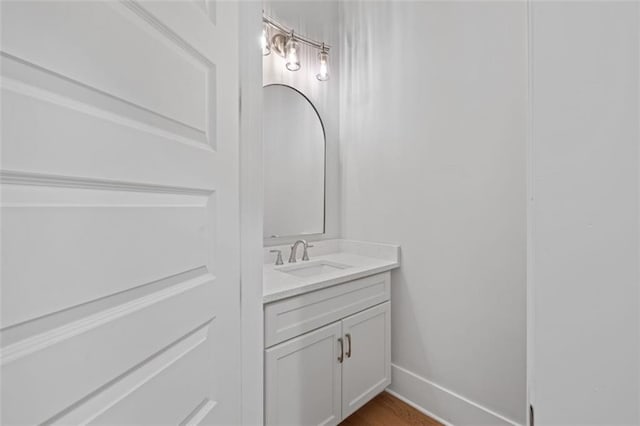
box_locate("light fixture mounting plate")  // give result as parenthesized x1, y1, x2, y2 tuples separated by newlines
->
(271, 33, 287, 57)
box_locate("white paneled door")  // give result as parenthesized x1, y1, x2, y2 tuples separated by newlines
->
(1, 1, 242, 424)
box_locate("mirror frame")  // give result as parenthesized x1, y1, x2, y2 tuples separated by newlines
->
(263, 83, 327, 241)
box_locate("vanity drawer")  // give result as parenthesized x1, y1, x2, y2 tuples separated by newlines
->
(264, 272, 390, 348)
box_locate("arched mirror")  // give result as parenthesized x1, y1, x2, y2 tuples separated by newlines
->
(263, 84, 325, 239)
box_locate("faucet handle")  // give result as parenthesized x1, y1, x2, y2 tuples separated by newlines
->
(269, 249, 284, 266)
(302, 244, 314, 261)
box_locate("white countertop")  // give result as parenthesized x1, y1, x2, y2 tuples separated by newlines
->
(263, 239, 400, 303)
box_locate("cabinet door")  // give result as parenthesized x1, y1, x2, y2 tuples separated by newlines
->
(265, 321, 343, 426)
(341, 302, 391, 418)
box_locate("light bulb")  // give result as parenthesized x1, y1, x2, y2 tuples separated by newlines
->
(316, 49, 329, 81)
(261, 23, 271, 56)
(285, 37, 300, 71)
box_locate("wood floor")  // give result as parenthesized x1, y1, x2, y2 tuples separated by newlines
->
(339, 392, 443, 426)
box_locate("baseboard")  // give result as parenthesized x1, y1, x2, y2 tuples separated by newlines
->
(385, 389, 455, 426)
(388, 364, 522, 426)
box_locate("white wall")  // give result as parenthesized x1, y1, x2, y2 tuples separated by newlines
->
(339, 2, 527, 424)
(263, 1, 341, 245)
(530, 2, 640, 424)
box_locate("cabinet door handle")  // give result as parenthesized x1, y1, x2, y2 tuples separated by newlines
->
(345, 333, 352, 358)
(337, 338, 344, 363)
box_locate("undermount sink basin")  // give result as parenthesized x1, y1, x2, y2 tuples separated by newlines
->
(277, 260, 351, 278)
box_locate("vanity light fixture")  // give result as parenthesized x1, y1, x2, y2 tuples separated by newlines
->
(285, 33, 301, 71)
(261, 22, 271, 56)
(316, 44, 329, 81)
(262, 13, 331, 81)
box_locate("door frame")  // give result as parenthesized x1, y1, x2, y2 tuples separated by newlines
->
(525, 0, 534, 424)
(238, 2, 264, 425)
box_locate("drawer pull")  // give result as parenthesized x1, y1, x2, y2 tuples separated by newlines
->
(337, 338, 344, 363)
(345, 333, 352, 358)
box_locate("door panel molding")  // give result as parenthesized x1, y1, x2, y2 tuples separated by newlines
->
(1, 270, 215, 365)
(2, 1, 214, 137)
(180, 398, 218, 426)
(48, 320, 214, 425)
(0, 170, 214, 197)
(1, 53, 211, 148)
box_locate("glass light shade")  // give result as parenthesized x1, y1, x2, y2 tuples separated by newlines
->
(316, 50, 329, 81)
(285, 38, 300, 71)
(261, 23, 271, 56)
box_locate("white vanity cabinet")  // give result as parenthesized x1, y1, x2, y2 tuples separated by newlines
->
(264, 272, 391, 426)
(340, 302, 391, 418)
(264, 322, 343, 426)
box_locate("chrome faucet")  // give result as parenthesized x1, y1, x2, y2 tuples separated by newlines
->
(269, 249, 284, 265)
(288, 240, 314, 263)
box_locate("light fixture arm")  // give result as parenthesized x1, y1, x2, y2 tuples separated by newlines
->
(262, 14, 331, 53)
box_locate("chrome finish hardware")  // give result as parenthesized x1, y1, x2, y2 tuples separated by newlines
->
(269, 249, 283, 266)
(263, 14, 331, 53)
(337, 337, 344, 363)
(345, 333, 352, 358)
(288, 239, 308, 263)
(302, 244, 314, 261)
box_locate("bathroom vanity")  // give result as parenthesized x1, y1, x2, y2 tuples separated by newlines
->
(260, 61, 401, 425)
(262, 239, 399, 425)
